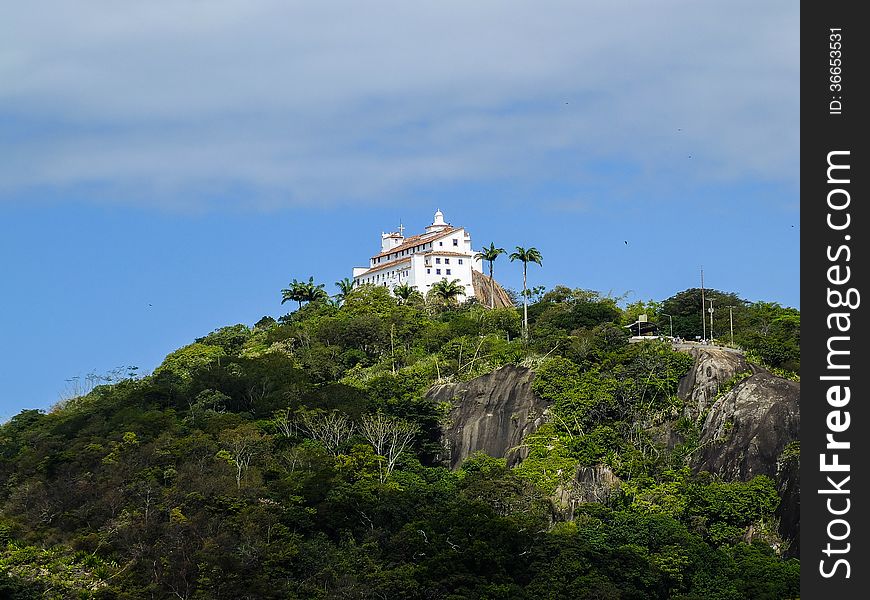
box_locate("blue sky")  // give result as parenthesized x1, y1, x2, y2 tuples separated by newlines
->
(0, 1, 798, 419)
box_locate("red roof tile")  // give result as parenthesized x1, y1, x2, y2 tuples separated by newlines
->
(371, 227, 459, 259)
(423, 251, 473, 257)
(355, 257, 412, 277)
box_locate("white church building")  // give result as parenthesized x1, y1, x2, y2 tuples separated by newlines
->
(352, 210, 483, 301)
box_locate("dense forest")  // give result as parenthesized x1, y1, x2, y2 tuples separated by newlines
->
(0, 283, 800, 599)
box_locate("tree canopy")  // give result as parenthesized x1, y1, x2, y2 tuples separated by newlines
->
(0, 282, 799, 598)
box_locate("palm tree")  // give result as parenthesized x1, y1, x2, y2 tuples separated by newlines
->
(393, 282, 417, 304)
(430, 278, 465, 306)
(474, 242, 506, 309)
(334, 278, 355, 305)
(301, 277, 328, 304)
(509, 246, 543, 336)
(282, 277, 327, 309)
(281, 279, 307, 309)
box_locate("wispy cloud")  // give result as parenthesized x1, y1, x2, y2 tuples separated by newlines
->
(0, 1, 798, 210)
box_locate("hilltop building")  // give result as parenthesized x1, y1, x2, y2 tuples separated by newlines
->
(352, 210, 483, 302)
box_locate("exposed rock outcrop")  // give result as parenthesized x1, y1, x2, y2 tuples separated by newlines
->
(695, 372, 799, 480)
(693, 371, 800, 553)
(677, 347, 753, 416)
(471, 269, 514, 309)
(427, 350, 801, 552)
(775, 446, 800, 557)
(553, 465, 622, 520)
(427, 365, 548, 468)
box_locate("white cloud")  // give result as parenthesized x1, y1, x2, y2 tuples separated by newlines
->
(0, 1, 799, 209)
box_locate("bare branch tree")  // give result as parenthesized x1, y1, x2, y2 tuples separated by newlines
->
(220, 425, 264, 489)
(276, 445, 309, 474)
(359, 413, 417, 483)
(299, 410, 355, 456)
(271, 407, 300, 438)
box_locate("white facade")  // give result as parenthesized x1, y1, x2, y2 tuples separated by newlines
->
(352, 210, 483, 301)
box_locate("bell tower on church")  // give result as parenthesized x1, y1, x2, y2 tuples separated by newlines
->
(425, 209, 449, 233)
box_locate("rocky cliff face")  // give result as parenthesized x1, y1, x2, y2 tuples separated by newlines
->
(692, 369, 801, 553)
(471, 269, 513, 309)
(677, 347, 753, 416)
(426, 349, 801, 553)
(553, 465, 622, 520)
(426, 365, 548, 469)
(694, 372, 800, 481)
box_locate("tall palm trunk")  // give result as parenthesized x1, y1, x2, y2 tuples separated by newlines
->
(522, 264, 528, 337)
(488, 260, 495, 309)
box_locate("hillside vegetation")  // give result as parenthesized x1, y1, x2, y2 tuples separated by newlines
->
(0, 284, 800, 599)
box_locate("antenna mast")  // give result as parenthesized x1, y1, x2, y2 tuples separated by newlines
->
(700, 267, 706, 342)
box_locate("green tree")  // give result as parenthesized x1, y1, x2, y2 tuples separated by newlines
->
(196, 324, 252, 354)
(218, 424, 267, 489)
(300, 277, 329, 304)
(429, 278, 465, 306)
(280, 278, 307, 309)
(475, 242, 507, 309)
(660, 288, 745, 340)
(334, 277, 355, 305)
(282, 277, 328, 309)
(153, 342, 226, 384)
(622, 300, 662, 328)
(509, 246, 543, 337)
(359, 413, 418, 483)
(737, 302, 800, 370)
(393, 282, 422, 305)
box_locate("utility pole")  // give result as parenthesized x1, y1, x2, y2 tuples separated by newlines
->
(700, 268, 706, 342)
(708, 300, 714, 344)
(728, 306, 735, 346)
(661, 313, 674, 338)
